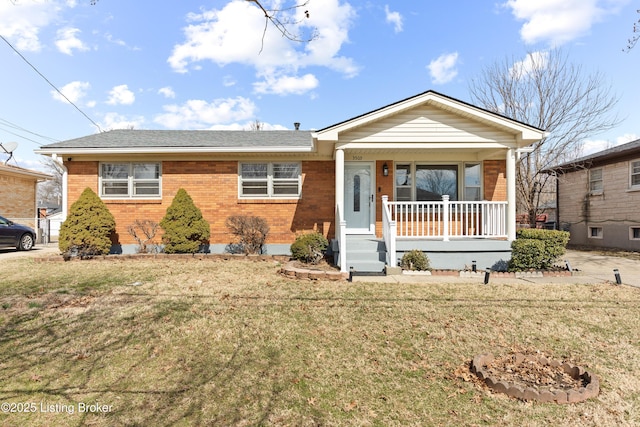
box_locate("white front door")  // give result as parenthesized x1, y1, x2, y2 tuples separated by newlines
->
(344, 163, 375, 233)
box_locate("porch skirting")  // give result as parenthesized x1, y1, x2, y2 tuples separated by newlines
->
(394, 239, 511, 271)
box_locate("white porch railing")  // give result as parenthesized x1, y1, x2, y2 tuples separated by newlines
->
(382, 196, 508, 267)
(336, 203, 348, 273)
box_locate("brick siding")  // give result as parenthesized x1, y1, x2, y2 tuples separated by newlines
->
(0, 172, 37, 219)
(65, 160, 335, 246)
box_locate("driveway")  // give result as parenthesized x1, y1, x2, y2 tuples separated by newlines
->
(0, 244, 60, 260)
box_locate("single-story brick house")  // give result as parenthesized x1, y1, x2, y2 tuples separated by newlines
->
(36, 91, 545, 271)
(543, 138, 640, 251)
(0, 163, 52, 234)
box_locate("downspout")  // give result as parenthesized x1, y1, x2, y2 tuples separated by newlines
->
(555, 171, 560, 230)
(52, 154, 68, 221)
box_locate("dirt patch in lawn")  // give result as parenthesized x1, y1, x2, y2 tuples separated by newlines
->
(469, 352, 599, 403)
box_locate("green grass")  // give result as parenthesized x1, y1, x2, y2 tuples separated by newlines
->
(0, 257, 639, 426)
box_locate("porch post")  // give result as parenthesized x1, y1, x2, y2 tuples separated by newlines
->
(506, 148, 516, 241)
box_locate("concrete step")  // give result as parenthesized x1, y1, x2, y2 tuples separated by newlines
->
(345, 236, 387, 272)
(346, 260, 386, 274)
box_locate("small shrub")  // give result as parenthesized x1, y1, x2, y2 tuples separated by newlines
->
(508, 229, 570, 271)
(290, 232, 329, 264)
(400, 250, 431, 271)
(127, 220, 160, 253)
(160, 189, 210, 254)
(226, 216, 270, 254)
(59, 188, 116, 259)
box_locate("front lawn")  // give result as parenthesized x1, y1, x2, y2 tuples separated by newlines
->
(0, 257, 639, 426)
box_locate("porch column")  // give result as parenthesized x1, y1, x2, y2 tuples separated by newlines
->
(506, 147, 516, 241)
(335, 148, 344, 210)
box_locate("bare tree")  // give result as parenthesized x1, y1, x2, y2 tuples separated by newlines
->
(247, 119, 264, 131)
(469, 49, 620, 227)
(37, 157, 64, 207)
(625, 9, 640, 51)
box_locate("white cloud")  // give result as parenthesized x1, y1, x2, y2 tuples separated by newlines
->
(51, 80, 91, 104)
(107, 84, 135, 105)
(55, 27, 89, 55)
(158, 86, 176, 99)
(503, 0, 628, 45)
(100, 113, 145, 131)
(254, 73, 319, 95)
(384, 5, 403, 33)
(154, 96, 257, 129)
(0, 1, 62, 52)
(428, 52, 459, 84)
(168, 0, 358, 95)
(582, 133, 639, 155)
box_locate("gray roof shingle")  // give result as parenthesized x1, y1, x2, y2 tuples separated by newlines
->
(40, 129, 314, 150)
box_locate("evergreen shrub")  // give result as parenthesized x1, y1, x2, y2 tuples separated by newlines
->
(290, 232, 329, 264)
(160, 189, 210, 254)
(508, 229, 570, 271)
(59, 187, 116, 259)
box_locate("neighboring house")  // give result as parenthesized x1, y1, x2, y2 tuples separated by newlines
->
(544, 138, 640, 251)
(0, 163, 52, 235)
(36, 91, 545, 271)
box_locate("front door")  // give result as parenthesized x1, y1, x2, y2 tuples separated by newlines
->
(344, 163, 374, 233)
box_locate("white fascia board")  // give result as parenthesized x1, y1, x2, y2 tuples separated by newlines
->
(35, 146, 316, 156)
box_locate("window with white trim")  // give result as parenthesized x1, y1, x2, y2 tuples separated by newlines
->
(394, 163, 481, 201)
(239, 162, 301, 198)
(100, 163, 161, 198)
(630, 160, 640, 189)
(630, 227, 640, 240)
(589, 168, 603, 193)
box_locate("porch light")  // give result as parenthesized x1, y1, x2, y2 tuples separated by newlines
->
(382, 163, 389, 176)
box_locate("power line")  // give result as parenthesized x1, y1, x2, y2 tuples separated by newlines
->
(0, 34, 103, 133)
(0, 117, 59, 146)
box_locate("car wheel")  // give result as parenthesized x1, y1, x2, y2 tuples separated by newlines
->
(18, 233, 34, 251)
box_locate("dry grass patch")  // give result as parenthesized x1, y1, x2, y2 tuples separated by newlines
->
(0, 257, 639, 426)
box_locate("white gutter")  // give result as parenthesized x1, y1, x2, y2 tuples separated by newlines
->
(35, 146, 316, 155)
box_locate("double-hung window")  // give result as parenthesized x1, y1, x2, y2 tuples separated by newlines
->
(100, 163, 161, 198)
(239, 162, 301, 198)
(589, 168, 603, 193)
(630, 160, 640, 189)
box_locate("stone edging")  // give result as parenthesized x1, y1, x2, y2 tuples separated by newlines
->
(279, 261, 349, 281)
(471, 353, 599, 403)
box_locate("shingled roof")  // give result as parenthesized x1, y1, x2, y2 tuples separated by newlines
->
(544, 138, 640, 173)
(37, 129, 314, 153)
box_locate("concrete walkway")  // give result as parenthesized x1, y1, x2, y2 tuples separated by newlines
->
(351, 249, 640, 287)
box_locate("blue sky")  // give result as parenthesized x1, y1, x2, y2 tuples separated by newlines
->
(1, 0, 638, 170)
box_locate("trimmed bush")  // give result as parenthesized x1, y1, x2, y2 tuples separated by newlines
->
(290, 232, 329, 264)
(160, 189, 210, 254)
(400, 250, 431, 271)
(508, 229, 570, 271)
(59, 187, 116, 259)
(226, 215, 270, 254)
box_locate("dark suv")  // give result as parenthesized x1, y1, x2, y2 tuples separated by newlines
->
(0, 215, 36, 251)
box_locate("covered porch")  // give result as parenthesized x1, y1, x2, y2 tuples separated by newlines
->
(313, 90, 546, 273)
